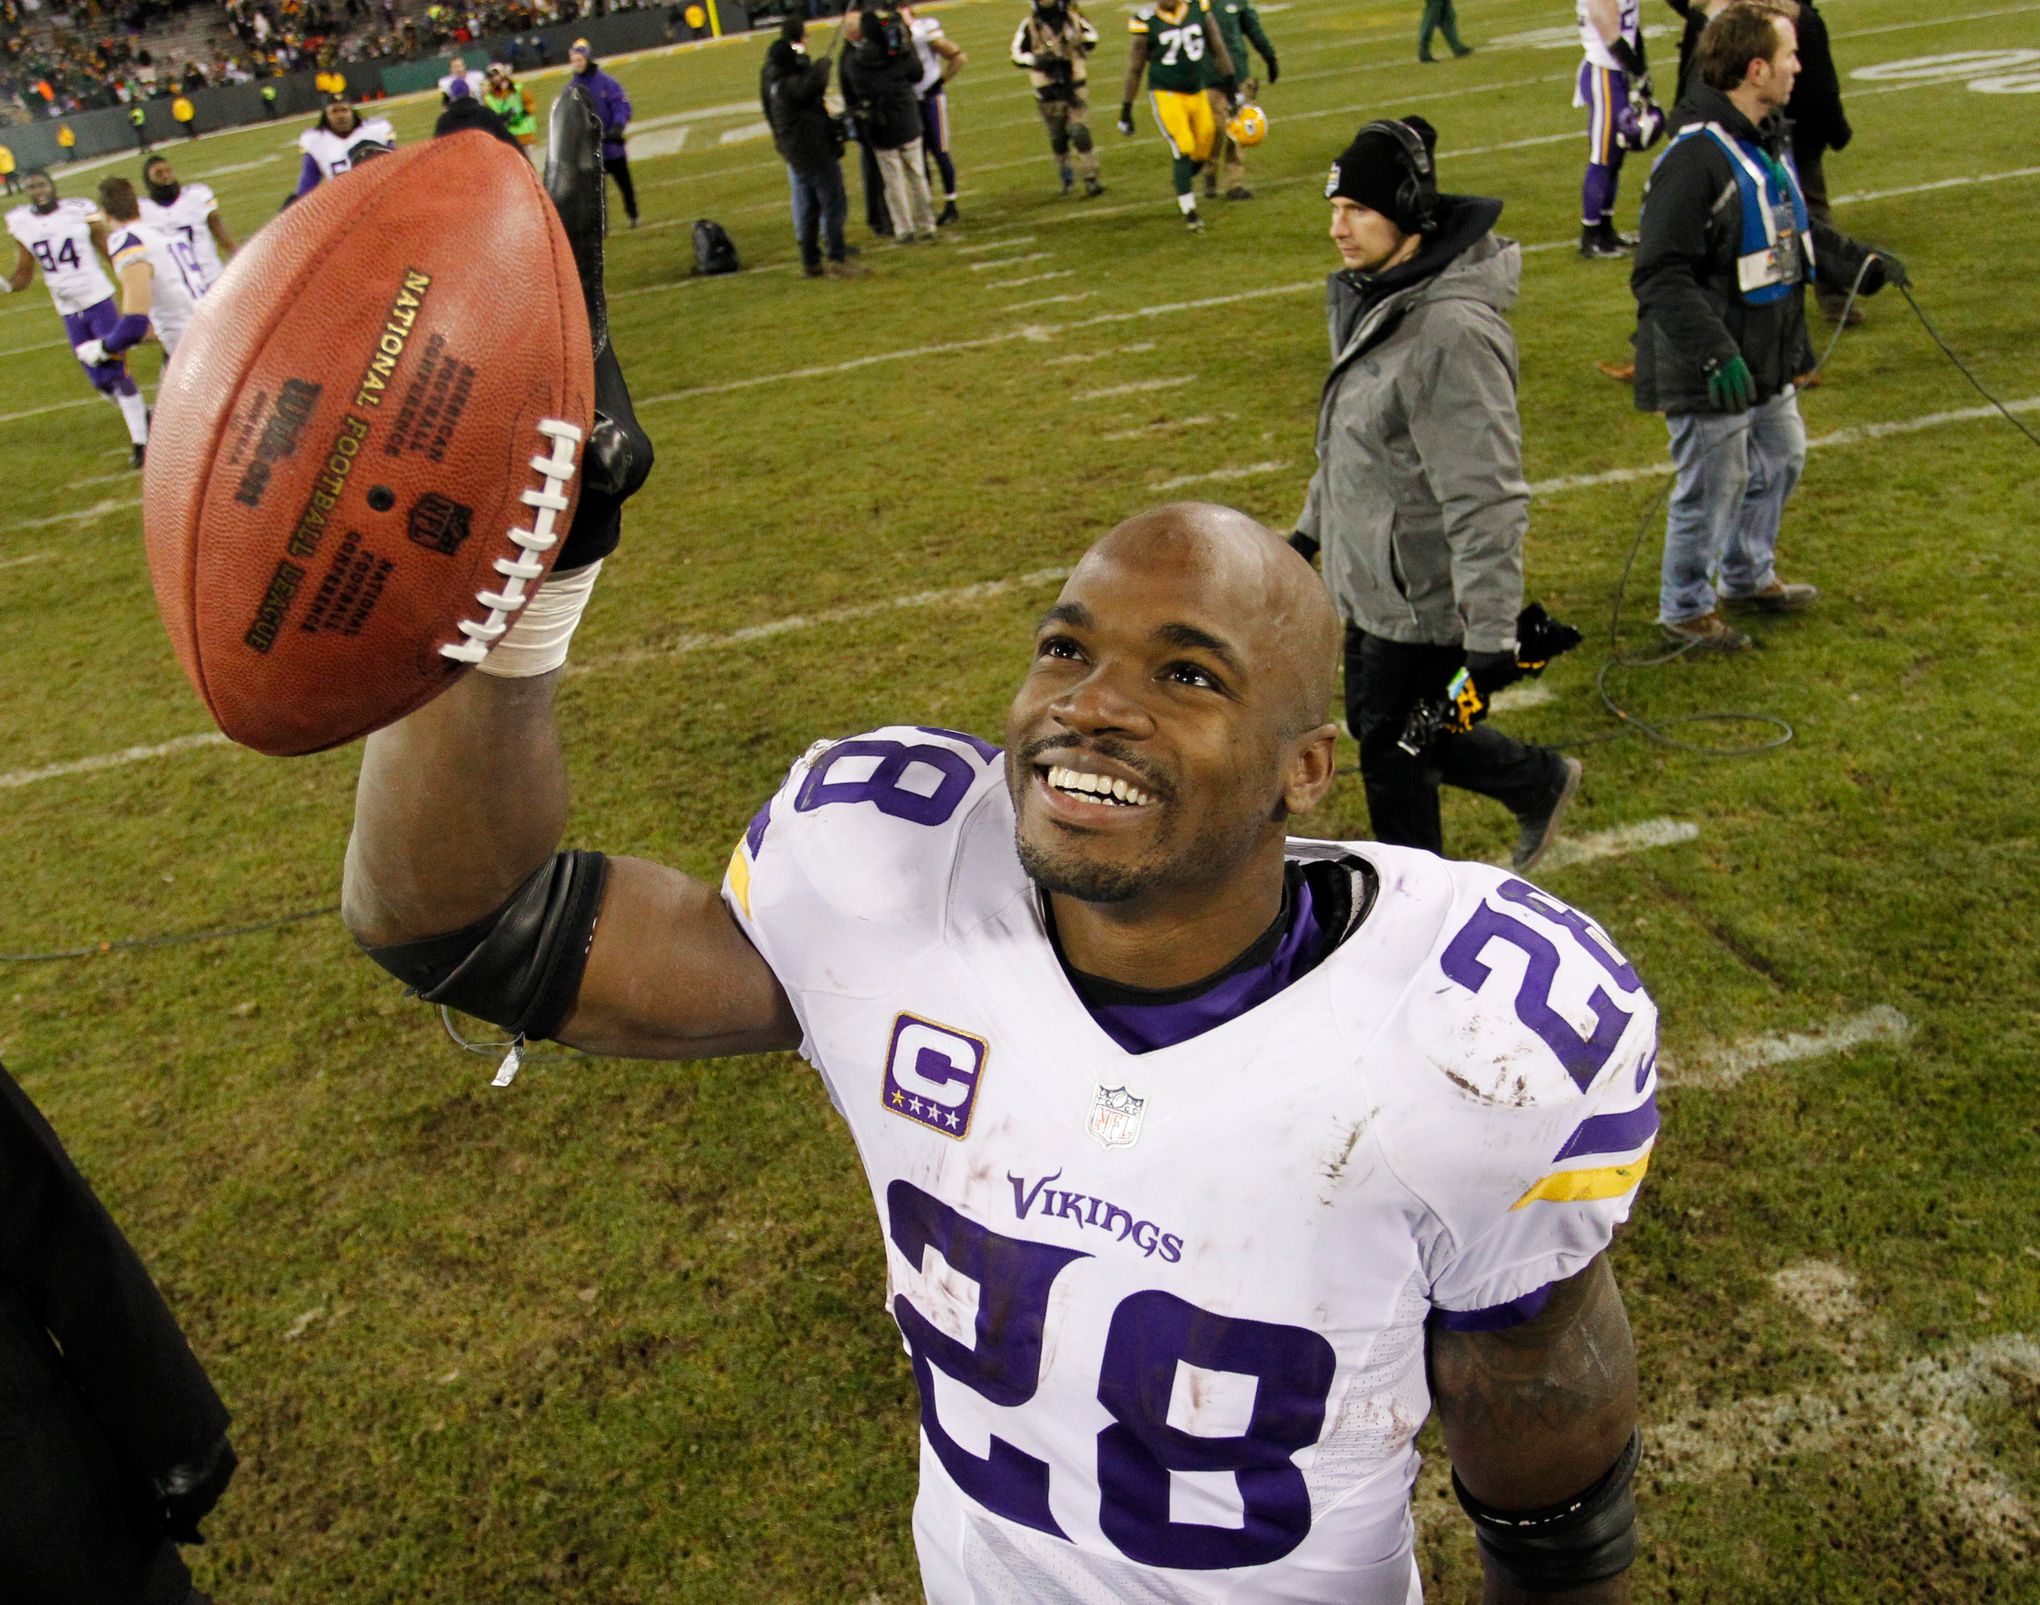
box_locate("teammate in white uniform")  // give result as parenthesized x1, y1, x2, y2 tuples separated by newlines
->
(1575, 0, 1662, 258)
(93, 176, 203, 360)
(294, 99, 398, 198)
(904, 6, 968, 223)
(437, 55, 486, 102)
(138, 154, 234, 291)
(343, 495, 1653, 1603)
(2, 169, 151, 463)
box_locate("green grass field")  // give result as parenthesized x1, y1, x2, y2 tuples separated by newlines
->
(3, 0, 2038, 1598)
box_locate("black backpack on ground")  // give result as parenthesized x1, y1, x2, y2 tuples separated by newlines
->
(690, 218, 739, 276)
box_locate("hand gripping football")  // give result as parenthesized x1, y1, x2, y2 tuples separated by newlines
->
(143, 130, 596, 756)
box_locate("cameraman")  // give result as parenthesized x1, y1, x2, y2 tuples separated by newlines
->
(1293, 117, 1581, 871)
(842, 4, 937, 242)
(762, 17, 859, 277)
(1010, 0, 1104, 197)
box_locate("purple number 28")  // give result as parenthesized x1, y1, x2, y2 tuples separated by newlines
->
(1439, 879, 1642, 1092)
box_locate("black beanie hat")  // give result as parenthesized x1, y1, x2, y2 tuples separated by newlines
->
(778, 15, 805, 42)
(1325, 115, 1438, 231)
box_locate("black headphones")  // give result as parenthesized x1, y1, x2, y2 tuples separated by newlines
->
(1356, 117, 1437, 233)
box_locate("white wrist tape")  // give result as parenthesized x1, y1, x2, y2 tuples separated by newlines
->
(473, 558, 603, 678)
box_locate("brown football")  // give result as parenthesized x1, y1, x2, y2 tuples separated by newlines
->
(143, 130, 595, 756)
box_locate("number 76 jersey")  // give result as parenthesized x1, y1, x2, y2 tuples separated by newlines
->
(724, 729, 1659, 1604)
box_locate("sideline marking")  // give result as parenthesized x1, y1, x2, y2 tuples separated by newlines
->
(1076, 375, 1199, 402)
(0, 731, 231, 792)
(1531, 818, 1699, 872)
(1151, 459, 1289, 492)
(1664, 1006, 1914, 1091)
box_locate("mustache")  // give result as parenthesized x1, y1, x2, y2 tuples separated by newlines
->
(1017, 734, 1171, 799)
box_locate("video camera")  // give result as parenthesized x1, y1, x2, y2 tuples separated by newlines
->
(1397, 603, 1584, 756)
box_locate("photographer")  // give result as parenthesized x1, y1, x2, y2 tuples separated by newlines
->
(762, 17, 860, 277)
(842, 4, 938, 242)
(1293, 116, 1582, 871)
(1010, 0, 1104, 197)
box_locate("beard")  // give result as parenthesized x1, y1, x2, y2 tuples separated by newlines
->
(1015, 829, 1148, 904)
(147, 181, 180, 204)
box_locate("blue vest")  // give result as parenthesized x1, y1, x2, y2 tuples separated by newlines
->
(1657, 120, 1813, 305)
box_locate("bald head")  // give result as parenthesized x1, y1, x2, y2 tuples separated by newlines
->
(1074, 502, 1340, 738)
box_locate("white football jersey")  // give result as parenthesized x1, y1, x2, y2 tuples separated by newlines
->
(298, 115, 397, 182)
(1577, 0, 1642, 71)
(5, 197, 113, 316)
(911, 16, 949, 97)
(138, 182, 224, 289)
(106, 219, 203, 353)
(724, 728, 1659, 1605)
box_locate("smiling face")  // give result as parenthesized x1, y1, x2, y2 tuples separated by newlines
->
(25, 171, 55, 212)
(1003, 504, 1340, 910)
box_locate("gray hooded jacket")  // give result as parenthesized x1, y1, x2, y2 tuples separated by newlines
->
(1296, 197, 1529, 655)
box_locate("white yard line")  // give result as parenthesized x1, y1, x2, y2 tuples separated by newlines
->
(990, 269, 1075, 290)
(6, 496, 143, 533)
(1664, 1005, 1914, 1091)
(0, 338, 66, 358)
(1151, 459, 1289, 492)
(1528, 818, 1699, 873)
(1001, 291, 1093, 311)
(954, 234, 1037, 252)
(0, 552, 53, 572)
(969, 251, 1053, 272)
(1835, 165, 2040, 205)
(0, 731, 231, 792)
(1102, 414, 1215, 440)
(1044, 341, 1156, 367)
(1075, 375, 1200, 402)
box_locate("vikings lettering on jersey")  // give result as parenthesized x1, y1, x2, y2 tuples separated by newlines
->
(139, 182, 224, 290)
(1577, 0, 1642, 71)
(6, 197, 114, 317)
(723, 728, 1658, 1604)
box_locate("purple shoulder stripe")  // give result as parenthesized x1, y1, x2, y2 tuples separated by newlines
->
(1432, 1282, 1553, 1333)
(1552, 1086, 1659, 1165)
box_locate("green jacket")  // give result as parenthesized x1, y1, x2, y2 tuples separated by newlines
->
(1205, 0, 1274, 89)
(483, 83, 536, 140)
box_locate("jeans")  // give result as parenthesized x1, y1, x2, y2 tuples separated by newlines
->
(1344, 626, 1563, 856)
(787, 160, 847, 270)
(1659, 388, 1808, 624)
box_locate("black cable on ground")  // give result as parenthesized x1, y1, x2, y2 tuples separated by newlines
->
(0, 905, 338, 964)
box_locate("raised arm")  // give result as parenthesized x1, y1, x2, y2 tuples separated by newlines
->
(341, 77, 799, 1065)
(1429, 1255, 1641, 1603)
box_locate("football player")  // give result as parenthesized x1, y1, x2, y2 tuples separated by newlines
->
(438, 54, 486, 103)
(903, 5, 967, 224)
(1118, 0, 1237, 231)
(294, 97, 398, 198)
(84, 176, 202, 368)
(138, 154, 235, 292)
(1576, 0, 1663, 259)
(337, 169, 1657, 1588)
(1, 169, 151, 465)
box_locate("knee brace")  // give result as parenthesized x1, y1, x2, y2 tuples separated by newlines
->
(1049, 130, 1071, 157)
(361, 850, 609, 1042)
(1070, 124, 1093, 154)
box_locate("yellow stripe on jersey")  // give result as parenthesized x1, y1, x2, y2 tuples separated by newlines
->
(1510, 1145, 1653, 1210)
(726, 845, 754, 919)
(1128, 14, 1149, 32)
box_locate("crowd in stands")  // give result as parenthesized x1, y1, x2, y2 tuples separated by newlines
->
(1, 0, 652, 123)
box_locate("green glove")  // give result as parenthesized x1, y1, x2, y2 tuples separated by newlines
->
(1704, 353, 1755, 411)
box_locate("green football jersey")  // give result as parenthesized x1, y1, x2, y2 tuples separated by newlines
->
(1131, 0, 1215, 94)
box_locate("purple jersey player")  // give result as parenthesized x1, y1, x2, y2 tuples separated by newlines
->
(3, 169, 151, 466)
(1575, 0, 1665, 259)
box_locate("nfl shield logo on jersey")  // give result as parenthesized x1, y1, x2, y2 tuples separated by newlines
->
(1086, 1084, 1146, 1150)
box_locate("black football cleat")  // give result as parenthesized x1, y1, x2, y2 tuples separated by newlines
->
(130, 442, 146, 470)
(937, 200, 959, 225)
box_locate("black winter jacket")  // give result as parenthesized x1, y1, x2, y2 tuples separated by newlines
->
(1785, 0, 1852, 158)
(841, 24, 922, 150)
(1631, 84, 1876, 415)
(761, 40, 840, 171)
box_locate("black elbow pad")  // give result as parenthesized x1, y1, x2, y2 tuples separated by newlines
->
(362, 850, 609, 1043)
(1452, 1429, 1642, 1593)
